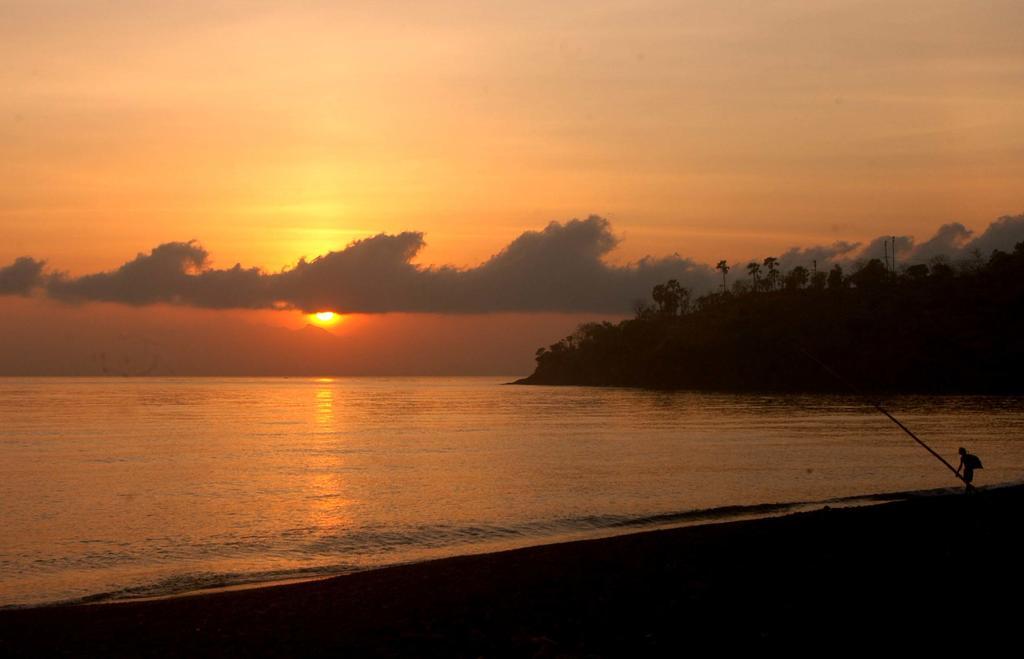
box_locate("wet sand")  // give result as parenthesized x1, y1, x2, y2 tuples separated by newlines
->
(2, 485, 1021, 656)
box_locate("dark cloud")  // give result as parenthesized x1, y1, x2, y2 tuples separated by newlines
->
(776, 241, 862, 270)
(859, 235, 914, 264)
(6, 213, 1024, 313)
(273, 232, 456, 312)
(769, 214, 1024, 272)
(879, 214, 1024, 265)
(907, 223, 973, 263)
(32, 216, 715, 314)
(960, 214, 1024, 259)
(46, 241, 276, 309)
(49, 242, 219, 305)
(274, 217, 716, 313)
(0, 257, 45, 296)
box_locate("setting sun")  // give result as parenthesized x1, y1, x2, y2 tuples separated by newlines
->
(310, 311, 341, 327)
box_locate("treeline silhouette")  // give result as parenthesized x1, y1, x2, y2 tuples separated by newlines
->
(517, 244, 1024, 393)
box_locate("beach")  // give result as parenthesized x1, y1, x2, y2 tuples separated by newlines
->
(2, 484, 1020, 656)
(4, 1, 1023, 655)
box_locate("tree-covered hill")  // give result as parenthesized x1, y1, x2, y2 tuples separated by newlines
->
(515, 245, 1024, 393)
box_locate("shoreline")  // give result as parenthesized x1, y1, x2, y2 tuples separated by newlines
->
(509, 376, 1024, 396)
(3, 484, 1022, 654)
(4, 486, 957, 611)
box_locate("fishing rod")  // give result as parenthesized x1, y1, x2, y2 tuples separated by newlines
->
(798, 347, 963, 481)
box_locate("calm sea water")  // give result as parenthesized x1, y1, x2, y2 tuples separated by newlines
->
(1, 377, 1022, 608)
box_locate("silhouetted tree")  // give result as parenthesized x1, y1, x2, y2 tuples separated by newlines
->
(827, 264, 845, 289)
(763, 257, 780, 290)
(651, 283, 674, 316)
(963, 248, 986, 274)
(929, 256, 954, 279)
(904, 264, 929, 280)
(522, 245, 1024, 393)
(633, 299, 656, 319)
(849, 259, 889, 291)
(784, 266, 810, 290)
(809, 270, 827, 290)
(716, 260, 730, 292)
(677, 283, 692, 314)
(746, 262, 761, 291)
(651, 279, 689, 316)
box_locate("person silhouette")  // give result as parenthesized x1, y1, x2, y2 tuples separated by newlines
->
(955, 447, 983, 494)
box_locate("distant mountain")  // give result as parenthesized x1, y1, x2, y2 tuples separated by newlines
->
(298, 323, 334, 335)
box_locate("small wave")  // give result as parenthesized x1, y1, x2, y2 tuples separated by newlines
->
(34, 563, 360, 609)
(5, 483, 984, 610)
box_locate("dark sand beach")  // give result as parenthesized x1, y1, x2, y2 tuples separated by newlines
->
(2, 485, 1021, 656)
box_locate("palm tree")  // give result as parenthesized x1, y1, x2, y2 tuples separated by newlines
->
(746, 262, 761, 291)
(763, 257, 779, 290)
(716, 260, 730, 292)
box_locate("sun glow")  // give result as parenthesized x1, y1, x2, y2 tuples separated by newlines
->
(310, 311, 342, 326)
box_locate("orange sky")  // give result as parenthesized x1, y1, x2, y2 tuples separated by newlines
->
(2, 1, 1023, 374)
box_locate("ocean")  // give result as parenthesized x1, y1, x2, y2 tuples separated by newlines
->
(1, 376, 1021, 608)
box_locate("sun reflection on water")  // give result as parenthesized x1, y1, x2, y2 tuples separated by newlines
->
(315, 384, 334, 426)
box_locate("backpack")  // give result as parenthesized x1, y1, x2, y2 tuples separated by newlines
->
(965, 454, 983, 470)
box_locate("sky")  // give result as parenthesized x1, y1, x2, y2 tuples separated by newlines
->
(2, 0, 1023, 375)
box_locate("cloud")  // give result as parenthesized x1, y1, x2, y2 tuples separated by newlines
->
(776, 241, 862, 270)
(276, 217, 717, 313)
(875, 214, 1024, 265)
(46, 241, 240, 306)
(960, 214, 1024, 259)
(0, 257, 45, 296)
(907, 223, 973, 263)
(29, 216, 715, 314)
(272, 232, 455, 312)
(6, 213, 1024, 313)
(859, 234, 914, 264)
(770, 213, 1024, 271)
